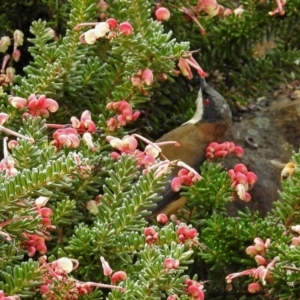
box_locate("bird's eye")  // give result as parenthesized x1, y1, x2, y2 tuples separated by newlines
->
(204, 98, 210, 106)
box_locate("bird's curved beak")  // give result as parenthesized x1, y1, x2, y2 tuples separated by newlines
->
(199, 76, 208, 89)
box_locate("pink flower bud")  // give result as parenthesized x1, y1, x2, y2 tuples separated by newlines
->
(167, 295, 178, 300)
(246, 245, 258, 256)
(224, 8, 233, 16)
(40, 207, 53, 218)
(181, 175, 192, 186)
(9, 96, 27, 108)
(7, 140, 18, 149)
(122, 135, 138, 151)
(198, 0, 220, 17)
(100, 256, 112, 276)
(234, 163, 247, 174)
(111, 271, 127, 282)
(156, 213, 168, 224)
(246, 171, 258, 185)
(106, 118, 118, 131)
(244, 192, 251, 202)
(12, 49, 21, 62)
(0, 112, 9, 125)
(236, 172, 248, 185)
(40, 285, 50, 294)
(185, 228, 198, 239)
(43, 98, 59, 112)
(248, 282, 262, 293)
(171, 177, 182, 192)
(35, 243, 47, 254)
(28, 246, 36, 257)
(155, 7, 171, 21)
(255, 255, 267, 265)
(233, 146, 244, 157)
(228, 169, 236, 180)
(187, 285, 205, 300)
(110, 151, 120, 161)
(119, 22, 133, 35)
(132, 111, 140, 121)
(164, 257, 175, 269)
(142, 68, 154, 86)
(206, 142, 220, 153)
(178, 168, 189, 177)
(106, 18, 118, 29)
(144, 227, 156, 236)
(214, 150, 228, 158)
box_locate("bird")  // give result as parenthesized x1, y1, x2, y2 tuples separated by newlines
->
(151, 77, 232, 217)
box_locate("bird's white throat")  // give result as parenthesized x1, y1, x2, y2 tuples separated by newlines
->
(182, 89, 204, 125)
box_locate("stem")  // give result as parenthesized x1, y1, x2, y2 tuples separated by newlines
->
(0, 125, 34, 142)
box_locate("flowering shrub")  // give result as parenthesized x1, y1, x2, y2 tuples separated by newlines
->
(0, 0, 299, 299)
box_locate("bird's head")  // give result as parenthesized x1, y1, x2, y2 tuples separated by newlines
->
(187, 77, 232, 125)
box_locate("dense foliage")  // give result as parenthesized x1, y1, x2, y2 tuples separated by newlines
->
(0, 0, 300, 299)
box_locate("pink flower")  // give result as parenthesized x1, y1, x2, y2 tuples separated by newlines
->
(198, 0, 220, 17)
(119, 22, 133, 35)
(248, 282, 262, 293)
(155, 7, 171, 21)
(52, 128, 80, 148)
(156, 213, 168, 224)
(100, 256, 112, 276)
(142, 68, 154, 86)
(111, 271, 127, 282)
(106, 18, 118, 29)
(0, 112, 9, 125)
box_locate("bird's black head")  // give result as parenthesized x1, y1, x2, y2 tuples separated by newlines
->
(186, 77, 232, 124)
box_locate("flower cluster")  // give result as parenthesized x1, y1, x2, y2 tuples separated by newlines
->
(171, 168, 202, 192)
(177, 225, 198, 244)
(226, 238, 276, 293)
(0, 29, 24, 86)
(50, 111, 97, 149)
(39, 256, 124, 299)
(228, 163, 258, 202)
(107, 135, 156, 167)
(131, 68, 154, 92)
(71, 110, 96, 133)
(206, 141, 244, 159)
(52, 128, 80, 149)
(106, 100, 140, 131)
(9, 94, 59, 118)
(144, 227, 159, 245)
(22, 233, 48, 257)
(75, 18, 133, 45)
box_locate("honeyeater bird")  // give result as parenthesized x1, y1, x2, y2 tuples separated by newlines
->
(151, 77, 232, 216)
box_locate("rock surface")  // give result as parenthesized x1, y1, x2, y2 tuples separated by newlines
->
(225, 93, 300, 216)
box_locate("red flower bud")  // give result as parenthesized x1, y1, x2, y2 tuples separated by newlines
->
(119, 22, 133, 35)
